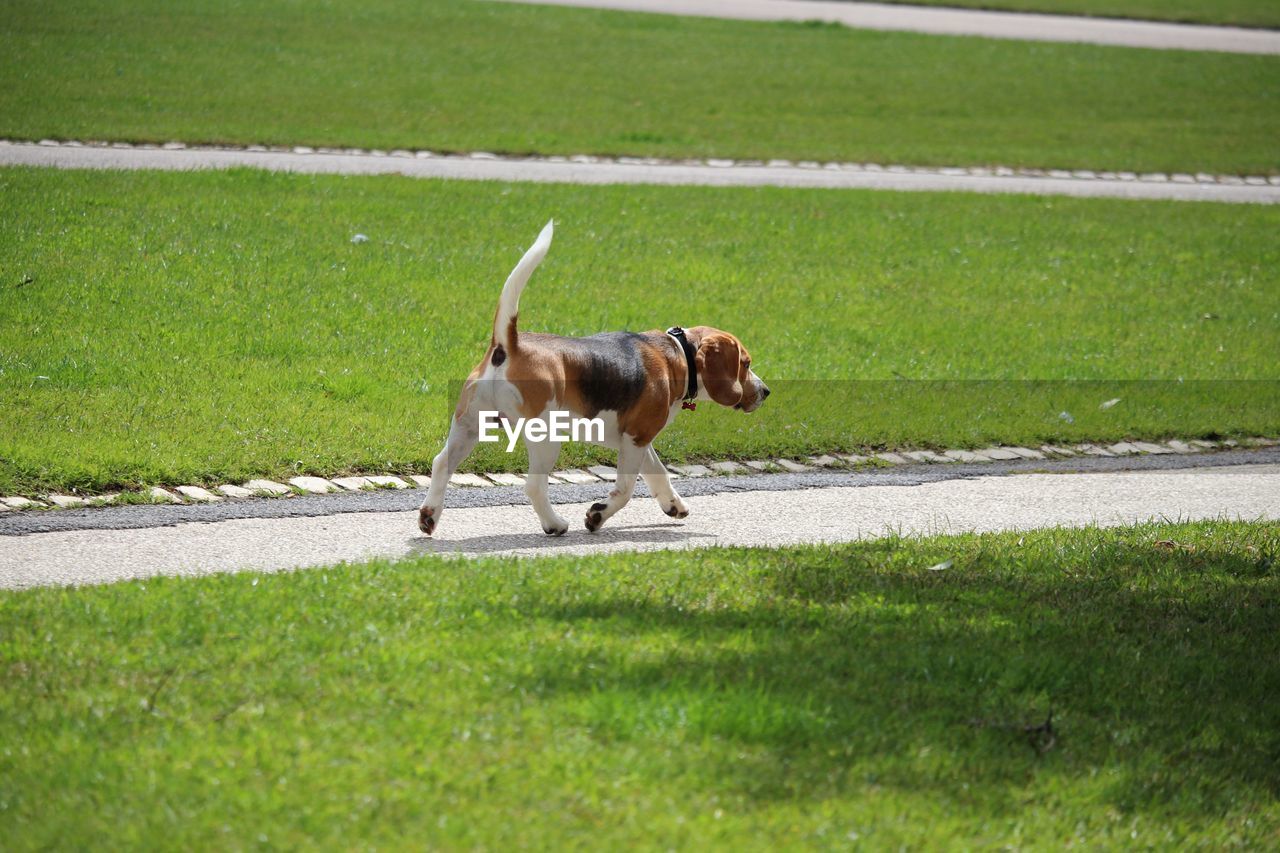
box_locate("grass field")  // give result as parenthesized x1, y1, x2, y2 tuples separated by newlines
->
(2, 0, 1278, 175)
(2, 520, 1277, 846)
(863, 0, 1280, 28)
(2, 167, 1278, 494)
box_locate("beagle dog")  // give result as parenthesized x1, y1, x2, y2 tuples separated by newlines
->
(418, 221, 769, 536)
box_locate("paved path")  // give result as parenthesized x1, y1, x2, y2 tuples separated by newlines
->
(3, 461, 1276, 590)
(5, 141, 1276, 204)
(495, 0, 1280, 54)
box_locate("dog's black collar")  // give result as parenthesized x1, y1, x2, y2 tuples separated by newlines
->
(666, 326, 698, 402)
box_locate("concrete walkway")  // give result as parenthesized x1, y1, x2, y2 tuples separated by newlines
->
(495, 0, 1280, 54)
(3, 461, 1276, 590)
(5, 141, 1277, 204)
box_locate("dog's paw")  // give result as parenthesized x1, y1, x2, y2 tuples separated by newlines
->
(542, 515, 569, 536)
(418, 505, 438, 536)
(664, 498, 690, 519)
(584, 502, 608, 532)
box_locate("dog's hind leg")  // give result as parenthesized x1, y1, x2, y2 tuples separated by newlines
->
(584, 440, 646, 532)
(641, 446, 689, 520)
(525, 437, 568, 535)
(418, 409, 481, 536)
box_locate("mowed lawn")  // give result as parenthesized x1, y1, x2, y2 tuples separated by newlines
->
(1, 0, 1278, 175)
(2, 167, 1278, 494)
(857, 0, 1280, 28)
(2, 521, 1277, 846)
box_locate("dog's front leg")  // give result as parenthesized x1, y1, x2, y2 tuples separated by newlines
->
(418, 413, 480, 536)
(641, 446, 689, 519)
(584, 440, 646, 532)
(525, 437, 569, 535)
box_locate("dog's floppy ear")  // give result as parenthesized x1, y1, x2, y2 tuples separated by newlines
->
(696, 333, 744, 407)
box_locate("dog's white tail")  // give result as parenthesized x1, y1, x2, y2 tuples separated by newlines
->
(493, 220, 553, 353)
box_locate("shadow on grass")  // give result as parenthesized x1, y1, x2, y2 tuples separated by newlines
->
(507, 537, 1280, 820)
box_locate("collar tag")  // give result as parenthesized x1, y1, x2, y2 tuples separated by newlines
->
(681, 401, 697, 411)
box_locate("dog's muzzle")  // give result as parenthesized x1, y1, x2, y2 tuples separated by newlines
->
(740, 381, 770, 413)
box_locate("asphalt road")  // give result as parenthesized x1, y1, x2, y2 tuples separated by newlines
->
(495, 0, 1280, 54)
(3, 452, 1276, 590)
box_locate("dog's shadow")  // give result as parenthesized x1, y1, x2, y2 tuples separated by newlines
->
(406, 523, 715, 556)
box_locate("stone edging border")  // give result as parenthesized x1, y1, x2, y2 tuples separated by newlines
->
(2, 437, 1274, 513)
(7, 138, 1279, 189)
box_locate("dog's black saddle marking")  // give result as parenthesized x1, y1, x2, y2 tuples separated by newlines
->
(572, 332, 648, 415)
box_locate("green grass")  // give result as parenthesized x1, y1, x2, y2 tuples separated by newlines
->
(858, 0, 1280, 28)
(2, 166, 1278, 494)
(2, 520, 1277, 846)
(2, 0, 1278, 175)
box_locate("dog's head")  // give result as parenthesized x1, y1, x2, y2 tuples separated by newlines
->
(687, 326, 770, 413)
